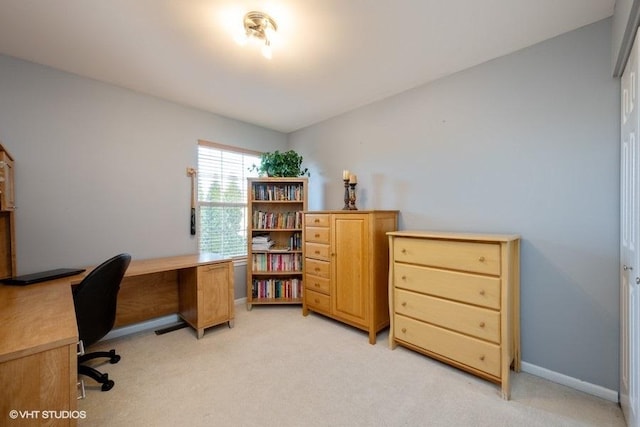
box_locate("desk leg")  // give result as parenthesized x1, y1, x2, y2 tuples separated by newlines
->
(228, 320, 234, 328)
(197, 328, 204, 339)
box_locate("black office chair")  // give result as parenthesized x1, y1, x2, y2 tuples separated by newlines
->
(73, 253, 131, 392)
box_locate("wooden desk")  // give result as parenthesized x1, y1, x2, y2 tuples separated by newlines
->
(0, 253, 234, 427)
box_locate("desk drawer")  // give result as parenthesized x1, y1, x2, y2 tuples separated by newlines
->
(305, 242, 330, 261)
(306, 289, 330, 314)
(305, 258, 330, 279)
(394, 263, 500, 310)
(305, 227, 330, 244)
(305, 214, 330, 228)
(393, 237, 501, 276)
(394, 289, 500, 343)
(305, 273, 330, 295)
(394, 314, 500, 377)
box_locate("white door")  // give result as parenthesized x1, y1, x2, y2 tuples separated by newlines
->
(621, 31, 640, 427)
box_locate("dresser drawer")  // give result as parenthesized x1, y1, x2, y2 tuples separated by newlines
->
(305, 226, 330, 244)
(394, 314, 501, 377)
(394, 289, 500, 343)
(394, 237, 501, 276)
(394, 263, 500, 310)
(306, 289, 330, 314)
(304, 274, 330, 295)
(305, 214, 330, 228)
(305, 258, 330, 279)
(305, 242, 330, 261)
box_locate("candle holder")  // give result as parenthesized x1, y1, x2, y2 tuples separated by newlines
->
(342, 179, 350, 210)
(348, 183, 358, 210)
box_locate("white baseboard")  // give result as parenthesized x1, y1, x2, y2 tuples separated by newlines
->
(103, 314, 180, 341)
(521, 361, 619, 402)
(103, 298, 248, 341)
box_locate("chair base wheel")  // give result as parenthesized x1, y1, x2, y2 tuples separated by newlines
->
(101, 380, 114, 391)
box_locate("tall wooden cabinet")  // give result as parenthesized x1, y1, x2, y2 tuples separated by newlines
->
(0, 143, 16, 279)
(246, 177, 307, 309)
(303, 210, 398, 344)
(388, 231, 520, 399)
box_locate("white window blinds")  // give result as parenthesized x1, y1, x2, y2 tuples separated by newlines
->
(197, 141, 261, 258)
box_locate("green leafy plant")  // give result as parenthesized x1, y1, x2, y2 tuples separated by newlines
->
(250, 150, 310, 177)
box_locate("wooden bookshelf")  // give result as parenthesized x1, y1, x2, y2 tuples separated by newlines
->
(246, 177, 307, 310)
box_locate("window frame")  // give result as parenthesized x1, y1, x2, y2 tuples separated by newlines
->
(196, 140, 262, 262)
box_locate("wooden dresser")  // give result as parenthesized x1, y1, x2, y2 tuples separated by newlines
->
(388, 231, 520, 399)
(303, 210, 398, 344)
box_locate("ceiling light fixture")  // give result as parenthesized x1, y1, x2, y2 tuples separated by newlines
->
(242, 11, 277, 59)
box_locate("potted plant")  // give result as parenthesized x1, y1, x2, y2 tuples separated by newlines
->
(250, 150, 310, 177)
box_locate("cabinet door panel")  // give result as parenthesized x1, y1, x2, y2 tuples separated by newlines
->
(332, 215, 369, 326)
(200, 264, 230, 326)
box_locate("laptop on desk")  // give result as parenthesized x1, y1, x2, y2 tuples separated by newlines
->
(1, 268, 86, 286)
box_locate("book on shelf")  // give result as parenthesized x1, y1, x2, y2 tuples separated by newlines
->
(252, 184, 305, 202)
(252, 211, 303, 229)
(252, 234, 274, 251)
(251, 253, 302, 272)
(251, 277, 303, 299)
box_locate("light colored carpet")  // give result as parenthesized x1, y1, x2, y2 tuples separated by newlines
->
(79, 304, 626, 427)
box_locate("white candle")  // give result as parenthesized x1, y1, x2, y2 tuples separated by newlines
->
(349, 174, 357, 184)
(343, 169, 350, 180)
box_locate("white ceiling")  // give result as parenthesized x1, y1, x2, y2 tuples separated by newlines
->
(0, 0, 615, 133)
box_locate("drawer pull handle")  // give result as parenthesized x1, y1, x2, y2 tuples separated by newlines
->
(401, 275, 407, 281)
(401, 328, 407, 333)
(315, 233, 320, 238)
(478, 256, 485, 262)
(479, 289, 485, 296)
(315, 298, 320, 303)
(479, 355, 485, 361)
(314, 250, 320, 254)
(401, 301, 407, 307)
(401, 248, 407, 254)
(314, 218, 320, 223)
(314, 267, 320, 272)
(479, 322, 485, 328)
(314, 283, 320, 288)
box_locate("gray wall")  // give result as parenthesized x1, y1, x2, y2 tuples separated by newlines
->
(290, 19, 620, 391)
(0, 55, 287, 298)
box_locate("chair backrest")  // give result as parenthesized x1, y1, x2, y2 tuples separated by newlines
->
(73, 253, 131, 347)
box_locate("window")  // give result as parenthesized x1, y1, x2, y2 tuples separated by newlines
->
(197, 140, 261, 259)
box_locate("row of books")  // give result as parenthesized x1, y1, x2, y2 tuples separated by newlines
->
(251, 253, 303, 272)
(252, 278, 303, 299)
(252, 211, 303, 229)
(252, 184, 305, 201)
